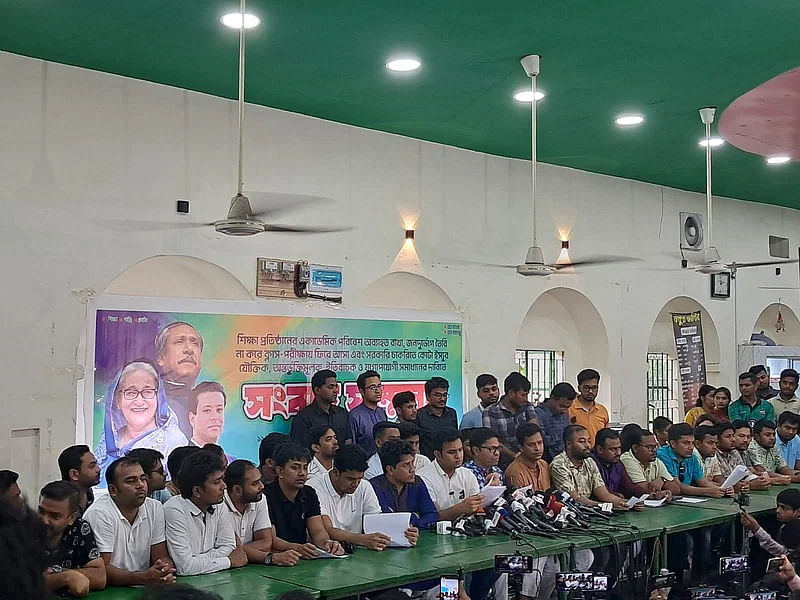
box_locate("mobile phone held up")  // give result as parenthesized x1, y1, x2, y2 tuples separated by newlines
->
(495, 554, 535, 574)
(440, 576, 459, 600)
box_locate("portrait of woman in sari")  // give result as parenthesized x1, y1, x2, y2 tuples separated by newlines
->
(95, 359, 187, 482)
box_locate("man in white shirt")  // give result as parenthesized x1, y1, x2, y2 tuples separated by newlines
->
(222, 460, 303, 566)
(310, 445, 418, 551)
(365, 422, 401, 479)
(306, 425, 338, 481)
(417, 428, 482, 520)
(164, 450, 247, 575)
(771, 368, 800, 416)
(84, 457, 175, 586)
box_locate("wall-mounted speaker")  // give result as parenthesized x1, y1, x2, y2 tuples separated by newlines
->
(680, 212, 704, 251)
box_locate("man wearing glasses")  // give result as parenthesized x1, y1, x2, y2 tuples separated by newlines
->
(350, 370, 388, 455)
(416, 377, 458, 459)
(463, 428, 504, 486)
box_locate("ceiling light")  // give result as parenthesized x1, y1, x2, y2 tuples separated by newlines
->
(220, 13, 261, 29)
(698, 137, 725, 148)
(386, 58, 421, 72)
(513, 90, 545, 102)
(615, 114, 644, 126)
(767, 156, 791, 165)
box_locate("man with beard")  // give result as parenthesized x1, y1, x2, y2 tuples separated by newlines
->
(747, 419, 800, 483)
(750, 364, 780, 401)
(164, 451, 246, 575)
(0, 469, 25, 509)
(58, 445, 101, 517)
(460, 374, 500, 430)
(38, 481, 106, 595)
(222, 460, 303, 566)
(84, 457, 175, 586)
(716, 422, 770, 490)
(126, 448, 170, 503)
(568, 369, 609, 446)
(306, 425, 339, 481)
(156, 322, 204, 438)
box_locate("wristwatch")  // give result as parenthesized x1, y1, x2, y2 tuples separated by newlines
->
(264, 552, 273, 565)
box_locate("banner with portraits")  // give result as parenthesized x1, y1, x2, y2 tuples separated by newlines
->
(83, 297, 463, 485)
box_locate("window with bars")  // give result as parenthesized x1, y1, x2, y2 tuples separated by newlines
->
(515, 349, 565, 405)
(646, 352, 682, 427)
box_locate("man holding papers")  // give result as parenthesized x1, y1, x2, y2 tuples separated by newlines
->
(716, 422, 771, 490)
(309, 445, 418, 550)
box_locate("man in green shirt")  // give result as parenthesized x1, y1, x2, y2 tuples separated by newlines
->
(747, 419, 800, 484)
(728, 372, 776, 425)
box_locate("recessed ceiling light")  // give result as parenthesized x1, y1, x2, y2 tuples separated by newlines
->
(386, 58, 421, 72)
(767, 155, 791, 165)
(615, 114, 644, 126)
(698, 137, 725, 148)
(513, 90, 546, 102)
(220, 12, 261, 29)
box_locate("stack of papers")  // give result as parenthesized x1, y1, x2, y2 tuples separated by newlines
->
(675, 497, 708, 504)
(643, 497, 667, 508)
(625, 494, 650, 508)
(479, 485, 507, 508)
(363, 512, 412, 547)
(720, 465, 751, 490)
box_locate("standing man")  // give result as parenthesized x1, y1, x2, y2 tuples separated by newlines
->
(0, 470, 24, 509)
(729, 372, 775, 425)
(164, 451, 246, 575)
(188, 382, 227, 449)
(460, 374, 499, 430)
(83, 457, 176, 586)
(350, 370, 388, 456)
(364, 422, 401, 479)
(222, 460, 303, 566)
(747, 419, 800, 483)
(126, 448, 170, 504)
(550, 425, 629, 510)
(750, 364, 780, 400)
(505, 423, 551, 490)
(656, 423, 729, 497)
(776, 411, 800, 470)
(483, 372, 538, 465)
(416, 377, 458, 459)
(620, 428, 679, 497)
(58, 445, 101, 517)
(38, 481, 106, 595)
(290, 370, 352, 449)
(259, 433, 290, 487)
(392, 391, 418, 424)
(568, 369, 609, 446)
(591, 429, 647, 500)
(464, 427, 505, 487)
(533, 382, 576, 461)
(306, 426, 339, 481)
(772, 369, 800, 416)
(155, 321, 204, 438)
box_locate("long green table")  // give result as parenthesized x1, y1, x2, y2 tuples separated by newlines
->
(88, 486, 794, 600)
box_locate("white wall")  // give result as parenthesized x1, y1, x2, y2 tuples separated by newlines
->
(3, 51, 800, 490)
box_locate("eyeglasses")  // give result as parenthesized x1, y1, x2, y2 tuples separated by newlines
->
(120, 388, 157, 401)
(431, 392, 449, 400)
(634, 443, 659, 451)
(365, 384, 383, 392)
(480, 446, 501, 454)
(148, 467, 165, 477)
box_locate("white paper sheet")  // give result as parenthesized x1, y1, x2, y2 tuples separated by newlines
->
(479, 485, 507, 508)
(363, 512, 412, 547)
(720, 464, 751, 490)
(675, 497, 708, 504)
(626, 494, 649, 508)
(643, 497, 667, 508)
(314, 547, 350, 558)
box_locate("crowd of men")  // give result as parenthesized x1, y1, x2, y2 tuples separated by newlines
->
(5, 365, 800, 598)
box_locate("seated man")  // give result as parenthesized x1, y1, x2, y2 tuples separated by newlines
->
(620, 428, 679, 498)
(747, 419, 800, 484)
(693, 426, 724, 485)
(0, 469, 25, 509)
(164, 451, 246, 575)
(657, 423, 729, 498)
(716, 422, 770, 490)
(306, 425, 338, 481)
(370, 439, 438, 529)
(263, 444, 344, 556)
(590, 428, 647, 500)
(83, 457, 176, 586)
(505, 422, 550, 491)
(38, 481, 106, 596)
(126, 448, 170, 504)
(365, 421, 402, 479)
(550, 425, 629, 510)
(464, 427, 505, 487)
(161, 446, 202, 500)
(309, 445, 418, 550)
(222, 459, 305, 566)
(776, 411, 800, 470)
(398, 421, 433, 471)
(652, 416, 673, 448)
(259, 432, 290, 486)
(741, 489, 800, 558)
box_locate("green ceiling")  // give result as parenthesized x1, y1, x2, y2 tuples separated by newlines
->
(2, 1, 798, 208)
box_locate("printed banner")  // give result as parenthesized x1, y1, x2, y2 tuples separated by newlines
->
(89, 303, 463, 484)
(671, 311, 707, 412)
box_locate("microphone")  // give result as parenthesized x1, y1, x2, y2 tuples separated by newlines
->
(554, 490, 611, 520)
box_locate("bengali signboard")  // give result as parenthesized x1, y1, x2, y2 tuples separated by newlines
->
(671, 311, 707, 412)
(84, 298, 463, 484)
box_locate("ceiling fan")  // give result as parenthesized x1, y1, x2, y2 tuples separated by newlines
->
(110, 0, 346, 237)
(680, 107, 797, 275)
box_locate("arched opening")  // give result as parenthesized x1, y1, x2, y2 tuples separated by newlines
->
(103, 255, 252, 300)
(752, 303, 800, 346)
(517, 287, 610, 405)
(646, 296, 721, 424)
(358, 272, 457, 312)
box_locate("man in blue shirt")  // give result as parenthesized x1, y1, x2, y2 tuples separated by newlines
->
(460, 374, 499, 429)
(464, 428, 504, 487)
(657, 423, 726, 498)
(776, 411, 800, 470)
(533, 382, 576, 461)
(349, 370, 388, 456)
(370, 439, 438, 529)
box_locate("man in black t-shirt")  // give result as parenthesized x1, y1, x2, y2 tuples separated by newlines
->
(290, 370, 352, 449)
(38, 481, 106, 596)
(416, 377, 458, 459)
(264, 444, 344, 557)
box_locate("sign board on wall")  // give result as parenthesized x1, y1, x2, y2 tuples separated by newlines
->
(671, 311, 707, 411)
(83, 297, 463, 484)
